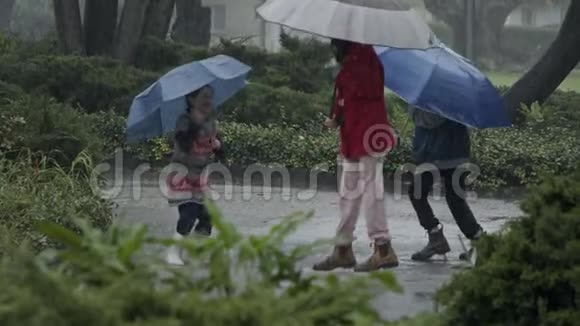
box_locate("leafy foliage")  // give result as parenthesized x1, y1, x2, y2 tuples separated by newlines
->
(471, 125, 580, 189)
(436, 170, 580, 325)
(0, 54, 156, 114)
(0, 153, 113, 255)
(1, 94, 104, 165)
(0, 206, 405, 325)
(221, 83, 329, 132)
(137, 34, 333, 93)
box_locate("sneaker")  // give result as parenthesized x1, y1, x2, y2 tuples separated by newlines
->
(166, 233, 185, 266)
(313, 244, 357, 271)
(411, 225, 451, 262)
(354, 240, 399, 272)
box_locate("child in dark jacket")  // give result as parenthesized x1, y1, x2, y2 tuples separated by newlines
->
(408, 106, 484, 263)
(166, 85, 224, 265)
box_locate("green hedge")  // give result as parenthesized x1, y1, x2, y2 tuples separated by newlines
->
(92, 108, 580, 191)
(437, 170, 580, 325)
(471, 125, 580, 189)
(0, 55, 156, 114)
(1, 90, 104, 165)
(221, 83, 330, 131)
(136, 35, 334, 93)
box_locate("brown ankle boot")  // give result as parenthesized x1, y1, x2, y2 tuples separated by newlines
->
(354, 241, 399, 272)
(313, 245, 357, 271)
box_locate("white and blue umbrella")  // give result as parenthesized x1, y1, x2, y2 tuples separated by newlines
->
(126, 55, 251, 142)
(375, 45, 511, 129)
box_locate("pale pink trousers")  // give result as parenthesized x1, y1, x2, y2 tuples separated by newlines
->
(335, 156, 390, 245)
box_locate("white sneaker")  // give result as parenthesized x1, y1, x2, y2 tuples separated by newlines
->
(166, 233, 185, 266)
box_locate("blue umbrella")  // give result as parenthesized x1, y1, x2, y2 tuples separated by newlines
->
(126, 55, 251, 142)
(375, 45, 511, 129)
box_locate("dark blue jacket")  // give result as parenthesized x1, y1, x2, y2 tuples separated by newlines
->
(410, 107, 470, 169)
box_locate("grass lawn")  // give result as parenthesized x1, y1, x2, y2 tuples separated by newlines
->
(487, 70, 580, 92)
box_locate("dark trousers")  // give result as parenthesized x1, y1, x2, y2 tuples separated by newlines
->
(176, 202, 212, 236)
(408, 168, 482, 240)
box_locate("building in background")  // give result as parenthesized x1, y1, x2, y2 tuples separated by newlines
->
(202, 0, 282, 52)
(507, 1, 568, 28)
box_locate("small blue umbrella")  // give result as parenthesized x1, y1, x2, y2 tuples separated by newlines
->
(126, 55, 251, 142)
(375, 45, 511, 129)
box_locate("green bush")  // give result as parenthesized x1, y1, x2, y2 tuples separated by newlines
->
(0, 112, 26, 154)
(136, 34, 334, 93)
(1, 94, 104, 165)
(542, 90, 580, 131)
(436, 170, 580, 325)
(221, 122, 338, 170)
(0, 55, 156, 114)
(221, 83, 330, 131)
(471, 125, 580, 189)
(134, 36, 211, 72)
(0, 153, 113, 254)
(92, 105, 579, 191)
(0, 207, 403, 325)
(0, 80, 25, 105)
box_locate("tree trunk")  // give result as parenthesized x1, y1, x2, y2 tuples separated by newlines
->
(142, 0, 176, 40)
(0, 0, 16, 33)
(53, 0, 85, 55)
(503, 1, 580, 120)
(115, 0, 151, 63)
(426, 0, 522, 61)
(425, 0, 471, 55)
(474, 0, 523, 68)
(84, 0, 118, 56)
(172, 0, 211, 47)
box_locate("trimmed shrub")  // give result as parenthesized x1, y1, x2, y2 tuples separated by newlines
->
(1, 94, 104, 165)
(436, 170, 580, 325)
(136, 34, 334, 93)
(221, 83, 330, 131)
(0, 55, 156, 114)
(92, 107, 580, 191)
(134, 36, 211, 72)
(221, 122, 338, 170)
(471, 125, 580, 189)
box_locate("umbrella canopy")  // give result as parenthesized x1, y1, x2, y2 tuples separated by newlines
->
(257, 0, 435, 49)
(126, 55, 251, 143)
(375, 45, 511, 129)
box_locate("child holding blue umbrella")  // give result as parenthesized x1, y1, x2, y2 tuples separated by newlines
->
(123, 55, 250, 265)
(165, 86, 225, 266)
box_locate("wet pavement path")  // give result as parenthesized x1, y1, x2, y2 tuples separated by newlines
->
(113, 183, 522, 321)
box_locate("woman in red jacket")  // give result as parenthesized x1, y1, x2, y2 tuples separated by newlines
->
(313, 39, 398, 272)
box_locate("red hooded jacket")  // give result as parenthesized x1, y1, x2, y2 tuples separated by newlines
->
(331, 42, 395, 160)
